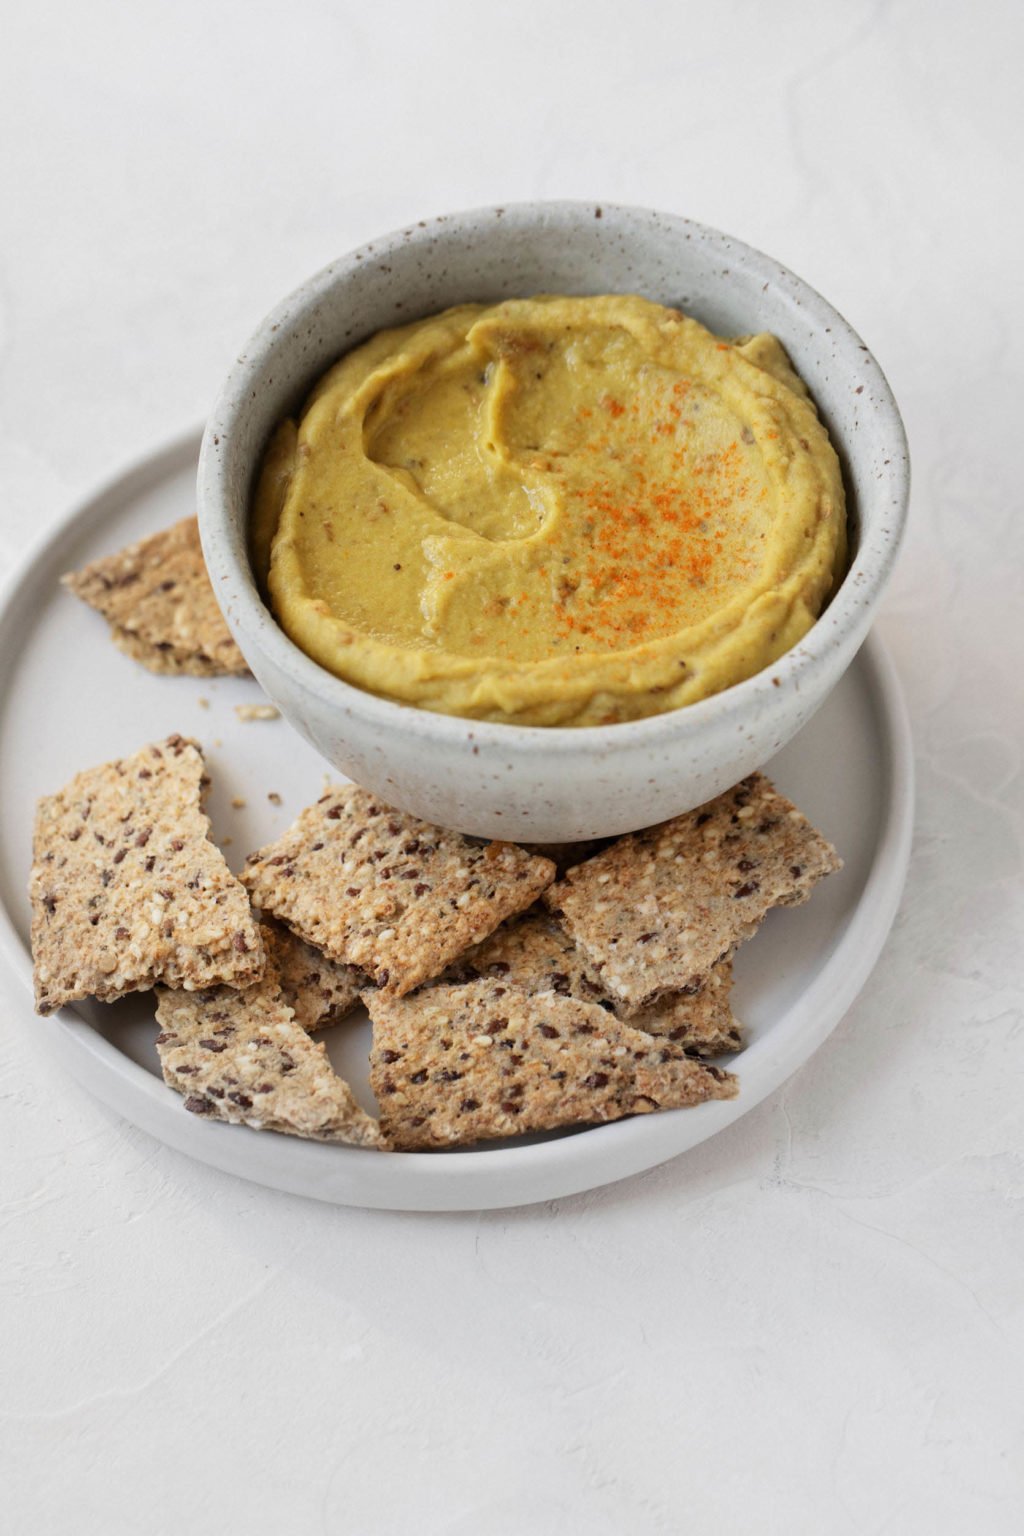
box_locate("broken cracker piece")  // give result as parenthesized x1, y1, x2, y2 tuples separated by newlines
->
(62, 516, 247, 677)
(262, 920, 365, 1032)
(545, 773, 841, 1011)
(155, 940, 379, 1146)
(30, 735, 263, 1014)
(366, 978, 736, 1150)
(242, 786, 555, 998)
(449, 909, 742, 1055)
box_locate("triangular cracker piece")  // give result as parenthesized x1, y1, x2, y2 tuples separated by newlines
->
(545, 773, 841, 1012)
(366, 978, 737, 1150)
(262, 919, 365, 1032)
(62, 516, 248, 677)
(242, 786, 555, 998)
(30, 735, 263, 1014)
(449, 909, 742, 1055)
(155, 938, 379, 1146)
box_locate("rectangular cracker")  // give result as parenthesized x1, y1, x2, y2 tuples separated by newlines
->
(242, 786, 555, 998)
(155, 936, 379, 1146)
(262, 919, 365, 1032)
(366, 978, 736, 1150)
(449, 909, 742, 1056)
(545, 772, 842, 1011)
(30, 735, 264, 1014)
(62, 516, 248, 677)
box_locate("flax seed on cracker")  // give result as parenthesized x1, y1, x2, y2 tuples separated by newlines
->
(155, 934, 379, 1145)
(262, 920, 365, 1032)
(545, 773, 841, 1011)
(366, 978, 736, 1150)
(30, 735, 263, 1014)
(448, 909, 742, 1055)
(62, 516, 247, 677)
(241, 785, 555, 998)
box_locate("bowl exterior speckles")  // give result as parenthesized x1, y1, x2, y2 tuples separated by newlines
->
(198, 202, 910, 840)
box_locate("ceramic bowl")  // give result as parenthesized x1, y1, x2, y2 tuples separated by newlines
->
(197, 202, 909, 841)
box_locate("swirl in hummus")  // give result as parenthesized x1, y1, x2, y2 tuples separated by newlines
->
(253, 295, 846, 727)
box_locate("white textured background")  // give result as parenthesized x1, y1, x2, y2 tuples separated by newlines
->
(2, 3, 1023, 1532)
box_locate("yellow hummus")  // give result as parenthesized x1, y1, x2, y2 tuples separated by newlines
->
(254, 295, 846, 726)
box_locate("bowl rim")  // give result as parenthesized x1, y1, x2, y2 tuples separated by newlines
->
(198, 199, 910, 755)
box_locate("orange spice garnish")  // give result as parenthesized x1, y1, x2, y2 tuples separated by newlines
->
(540, 387, 757, 649)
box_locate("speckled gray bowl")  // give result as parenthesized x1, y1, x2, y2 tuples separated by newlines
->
(197, 202, 909, 841)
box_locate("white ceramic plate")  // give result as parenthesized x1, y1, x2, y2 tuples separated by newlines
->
(0, 432, 914, 1211)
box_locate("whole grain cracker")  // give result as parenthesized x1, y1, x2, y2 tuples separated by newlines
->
(155, 941, 379, 1146)
(242, 786, 555, 997)
(545, 773, 842, 1011)
(62, 516, 247, 677)
(448, 909, 742, 1055)
(262, 920, 365, 1032)
(30, 735, 263, 1014)
(366, 978, 736, 1150)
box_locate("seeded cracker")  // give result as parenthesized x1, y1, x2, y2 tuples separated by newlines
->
(448, 909, 742, 1055)
(155, 938, 379, 1145)
(62, 516, 248, 677)
(242, 786, 555, 997)
(262, 920, 365, 1032)
(545, 773, 842, 1011)
(30, 736, 263, 1014)
(366, 979, 736, 1150)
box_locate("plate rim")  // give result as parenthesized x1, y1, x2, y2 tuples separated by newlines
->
(0, 431, 915, 1212)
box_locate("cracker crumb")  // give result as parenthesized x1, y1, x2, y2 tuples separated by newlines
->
(267, 792, 283, 806)
(235, 703, 280, 723)
(231, 796, 247, 810)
